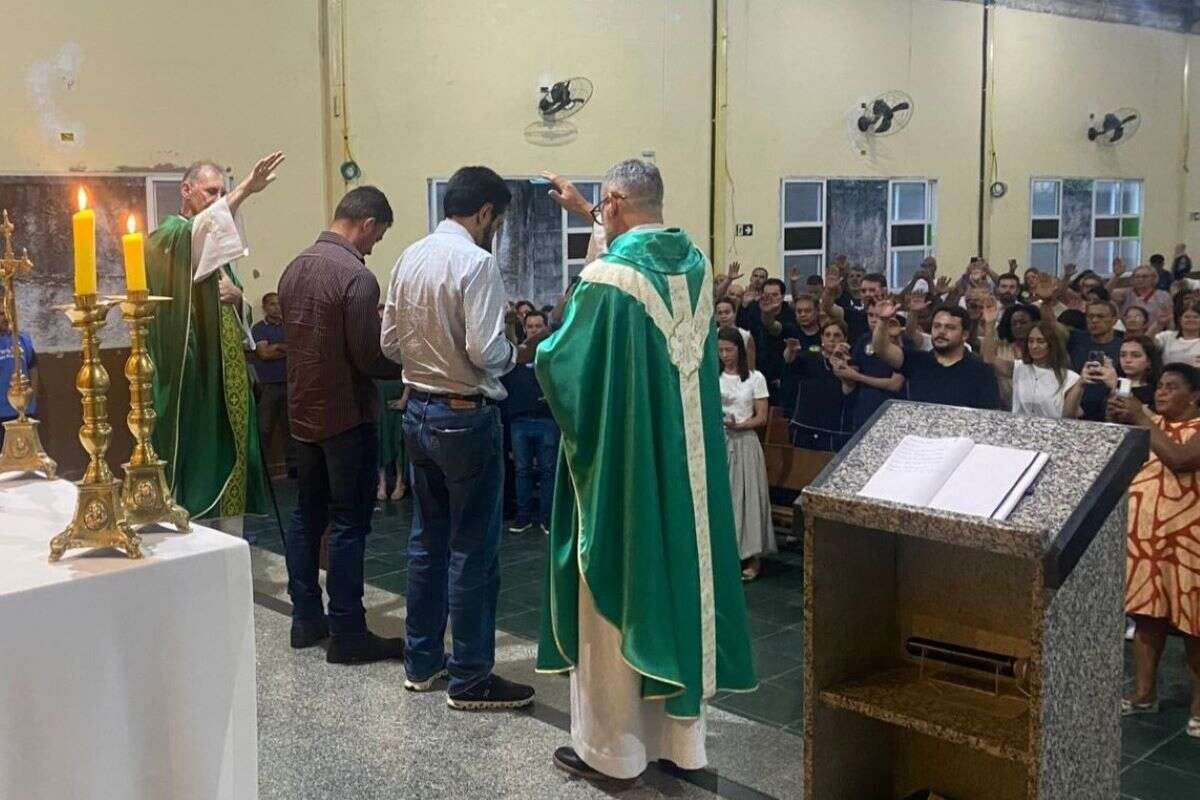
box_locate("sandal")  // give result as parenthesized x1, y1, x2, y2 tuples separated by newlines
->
(741, 568, 760, 583)
(1121, 698, 1160, 716)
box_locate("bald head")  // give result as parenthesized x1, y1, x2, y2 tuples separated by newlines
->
(180, 160, 226, 218)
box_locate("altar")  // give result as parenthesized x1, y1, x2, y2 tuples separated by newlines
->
(0, 478, 257, 800)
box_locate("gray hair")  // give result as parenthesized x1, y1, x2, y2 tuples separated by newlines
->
(602, 159, 664, 214)
(182, 160, 224, 184)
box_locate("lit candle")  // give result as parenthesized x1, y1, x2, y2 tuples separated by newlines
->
(122, 213, 146, 293)
(72, 188, 96, 296)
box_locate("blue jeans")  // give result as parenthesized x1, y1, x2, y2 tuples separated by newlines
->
(510, 416, 559, 526)
(284, 423, 378, 635)
(403, 398, 503, 693)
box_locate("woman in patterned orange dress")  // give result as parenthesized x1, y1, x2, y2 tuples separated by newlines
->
(1108, 363, 1200, 738)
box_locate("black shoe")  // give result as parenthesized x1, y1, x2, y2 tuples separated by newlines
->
(326, 630, 404, 665)
(553, 747, 634, 784)
(290, 618, 329, 649)
(447, 673, 534, 710)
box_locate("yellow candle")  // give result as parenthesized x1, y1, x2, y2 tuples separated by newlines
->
(123, 214, 146, 293)
(72, 188, 97, 296)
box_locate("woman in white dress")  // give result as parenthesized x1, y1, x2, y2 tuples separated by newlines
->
(1156, 305, 1200, 367)
(715, 297, 756, 370)
(985, 315, 1083, 419)
(717, 327, 773, 582)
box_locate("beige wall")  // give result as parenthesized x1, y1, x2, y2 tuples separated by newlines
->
(331, 0, 712, 284)
(721, 0, 1193, 281)
(988, 7, 1188, 270)
(1, 0, 328, 306)
(722, 0, 982, 278)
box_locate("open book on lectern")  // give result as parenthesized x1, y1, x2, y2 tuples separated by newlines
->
(857, 435, 1049, 521)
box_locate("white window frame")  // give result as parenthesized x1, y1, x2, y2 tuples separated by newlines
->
(779, 178, 826, 279)
(428, 176, 601, 295)
(887, 179, 937, 288)
(1028, 178, 1063, 275)
(145, 173, 186, 229)
(1092, 178, 1143, 276)
(563, 181, 601, 291)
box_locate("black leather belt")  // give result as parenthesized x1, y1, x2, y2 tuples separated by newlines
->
(410, 390, 495, 408)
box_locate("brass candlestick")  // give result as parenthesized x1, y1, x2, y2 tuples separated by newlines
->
(114, 290, 188, 531)
(0, 210, 56, 478)
(49, 294, 141, 561)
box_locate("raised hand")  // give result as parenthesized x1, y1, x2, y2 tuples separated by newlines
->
(541, 171, 592, 217)
(246, 151, 285, 194)
(981, 294, 1000, 326)
(784, 338, 803, 358)
(727, 260, 743, 282)
(875, 296, 899, 319)
(1035, 274, 1059, 302)
(934, 275, 951, 295)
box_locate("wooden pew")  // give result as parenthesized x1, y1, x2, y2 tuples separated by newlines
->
(759, 407, 833, 534)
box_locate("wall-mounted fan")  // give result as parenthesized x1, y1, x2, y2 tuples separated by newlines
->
(538, 78, 593, 123)
(1088, 109, 1140, 145)
(856, 91, 914, 136)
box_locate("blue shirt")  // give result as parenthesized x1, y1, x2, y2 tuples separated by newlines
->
(0, 332, 37, 419)
(251, 320, 287, 384)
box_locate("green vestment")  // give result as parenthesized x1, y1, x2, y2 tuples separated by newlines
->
(146, 214, 268, 518)
(535, 227, 757, 718)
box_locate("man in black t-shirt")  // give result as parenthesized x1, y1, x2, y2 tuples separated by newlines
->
(1068, 300, 1124, 421)
(738, 278, 798, 404)
(822, 269, 884, 343)
(873, 300, 1000, 410)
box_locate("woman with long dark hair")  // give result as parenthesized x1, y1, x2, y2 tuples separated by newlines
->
(1097, 336, 1161, 408)
(717, 327, 773, 581)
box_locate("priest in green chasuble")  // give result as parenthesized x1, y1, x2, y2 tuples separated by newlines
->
(536, 162, 757, 782)
(145, 152, 284, 520)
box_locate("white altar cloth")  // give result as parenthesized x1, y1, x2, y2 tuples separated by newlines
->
(0, 478, 257, 800)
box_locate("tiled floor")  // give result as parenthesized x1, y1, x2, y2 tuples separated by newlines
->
(246, 478, 1200, 799)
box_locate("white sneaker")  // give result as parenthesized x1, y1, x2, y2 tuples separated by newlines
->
(404, 668, 449, 692)
(1187, 717, 1200, 738)
(1125, 617, 1136, 640)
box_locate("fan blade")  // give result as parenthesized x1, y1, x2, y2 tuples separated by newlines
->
(1119, 114, 1138, 126)
(857, 116, 873, 133)
(875, 116, 893, 134)
(1102, 113, 1122, 132)
(1110, 127, 1125, 143)
(871, 99, 890, 117)
(890, 102, 911, 113)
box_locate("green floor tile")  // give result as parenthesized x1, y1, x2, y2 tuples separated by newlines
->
(1121, 760, 1200, 799)
(751, 637, 803, 682)
(370, 571, 407, 596)
(712, 680, 804, 728)
(1123, 718, 1178, 760)
(1145, 732, 1200, 776)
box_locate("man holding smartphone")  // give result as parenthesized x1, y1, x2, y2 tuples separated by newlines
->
(1070, 300, 1124, 421)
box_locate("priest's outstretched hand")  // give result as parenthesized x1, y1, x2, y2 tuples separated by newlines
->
(228, 151, 287, 215)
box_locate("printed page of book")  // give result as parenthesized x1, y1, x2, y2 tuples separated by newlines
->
(858, 435, 976, 508)
(928, 444, 1047, 519)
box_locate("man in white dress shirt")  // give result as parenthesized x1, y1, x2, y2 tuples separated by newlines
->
(381, 166, 543, 710)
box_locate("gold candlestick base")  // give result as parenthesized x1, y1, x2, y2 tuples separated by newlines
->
(121, 461, 189, 531)
(0, 417, 57, 478)
(49, 479, 141, 561)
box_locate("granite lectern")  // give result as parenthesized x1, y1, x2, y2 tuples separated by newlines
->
(800, 401, 1148, 800)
